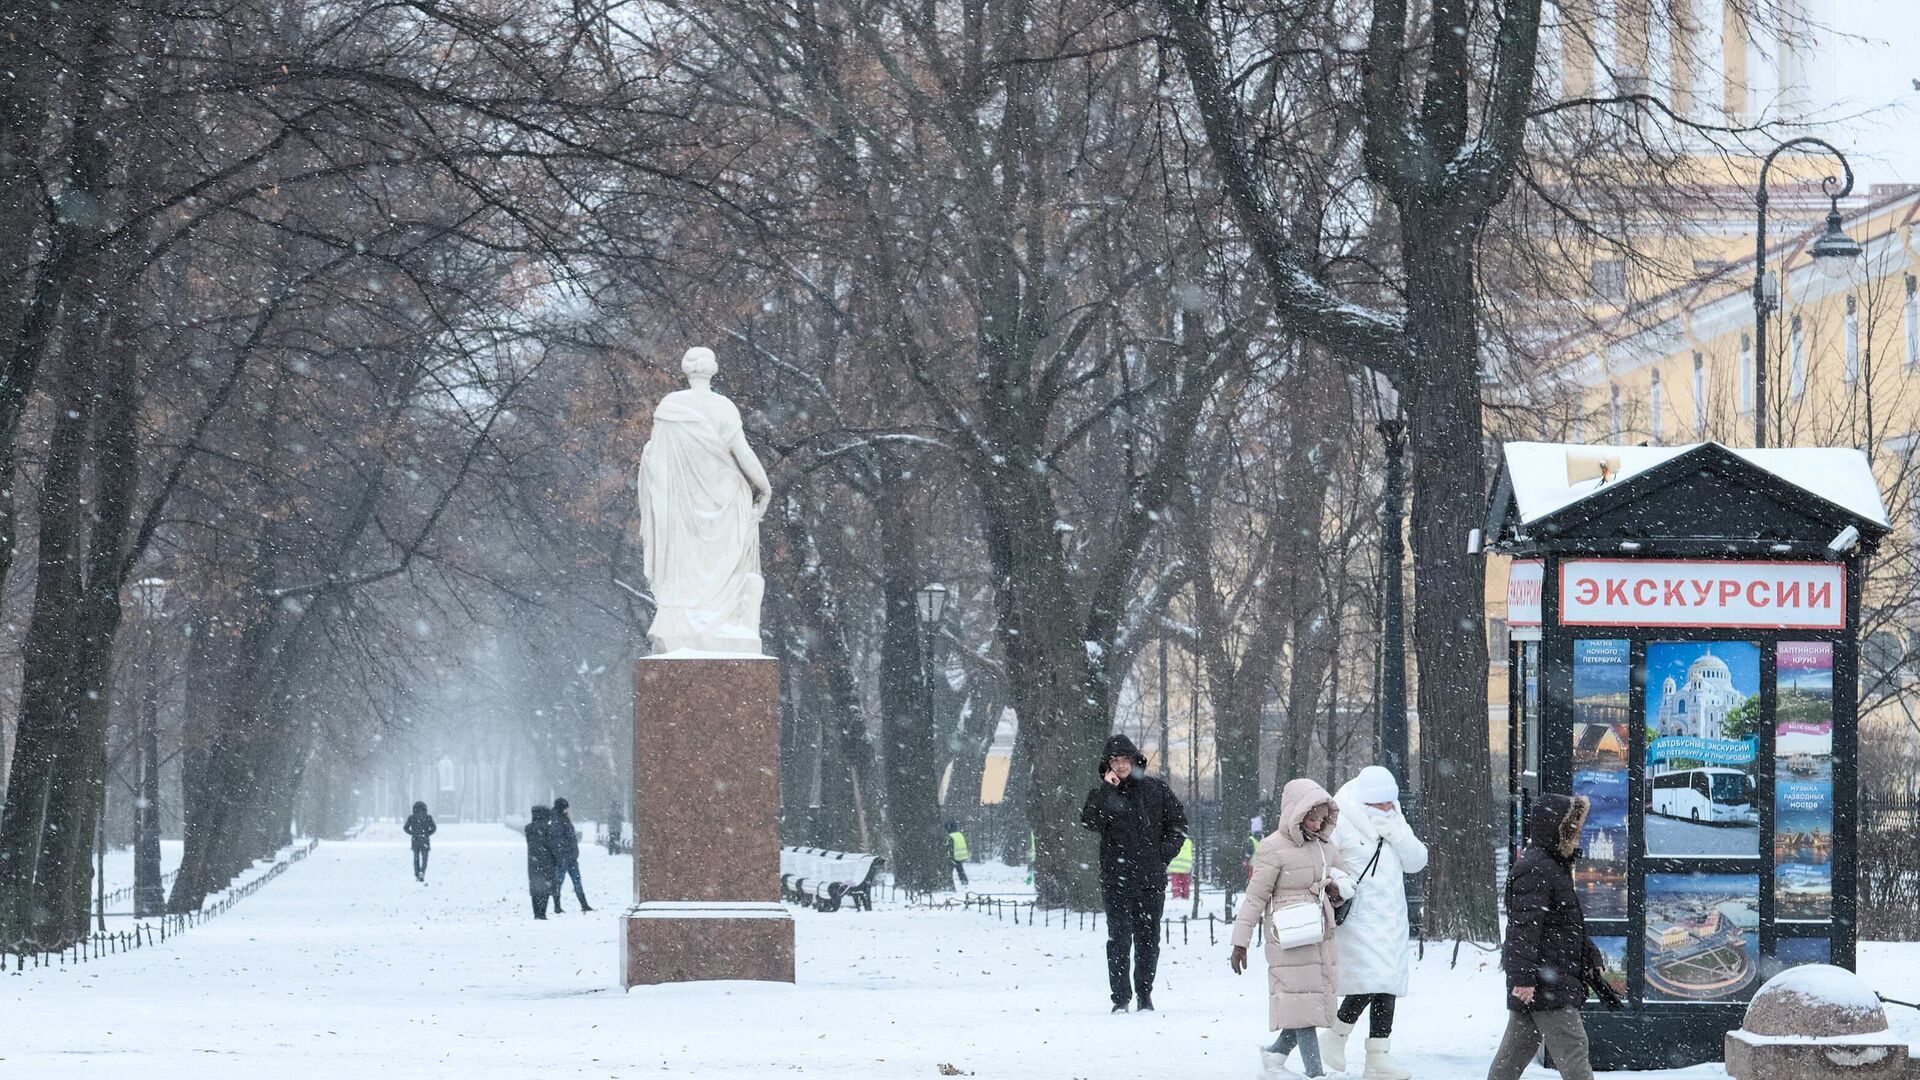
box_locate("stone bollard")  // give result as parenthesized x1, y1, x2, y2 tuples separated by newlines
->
(1725, 965, 1914, 1080)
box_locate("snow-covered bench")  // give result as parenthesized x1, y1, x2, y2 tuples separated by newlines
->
(780, 847, 884, 912)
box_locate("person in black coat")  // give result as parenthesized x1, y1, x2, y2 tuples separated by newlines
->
(1079, 733, 1187, 1013)
(1486, 792, 1605, 1080)
(549, 797, 591, 912)
(526, 805, 558, 919)
(403, 801, 437, 882)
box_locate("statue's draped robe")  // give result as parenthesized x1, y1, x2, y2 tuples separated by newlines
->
(638, 394, 764, 652)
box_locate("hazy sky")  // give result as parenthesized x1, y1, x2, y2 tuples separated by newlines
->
(1807, 0, 1920, 188)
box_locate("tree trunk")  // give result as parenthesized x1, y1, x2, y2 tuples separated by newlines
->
(1402, 211, 1499, 940)
(877, 473, 947, 891)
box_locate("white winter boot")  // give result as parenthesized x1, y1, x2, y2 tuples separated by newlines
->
(1362, 1037, 1413, 1080)
(1258, 1046, 1304, 1079)
(1318, 1019, 1356, 1075)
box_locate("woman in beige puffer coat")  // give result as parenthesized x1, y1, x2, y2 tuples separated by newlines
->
(1231, 777, 1354, 1078)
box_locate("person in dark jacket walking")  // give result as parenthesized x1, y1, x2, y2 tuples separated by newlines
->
(1080, 733, 1188, 1013)
(403, 801, 437, 882)
(1486, 792, 1604, 1080)
(526, 805, 558, 919)
(549, 797, 591, 912)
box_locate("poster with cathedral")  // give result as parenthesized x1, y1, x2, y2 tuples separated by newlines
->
(1643, 642, 1761, 858)
(1572, 639, 1630, 918)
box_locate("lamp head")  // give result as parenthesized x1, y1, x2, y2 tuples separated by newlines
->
(1810, 208, 1862, 280)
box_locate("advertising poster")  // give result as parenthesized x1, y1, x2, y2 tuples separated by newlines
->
(1644, 642, 1761, 858)
(1644, 873, 1762, 1003)
(1590, 935, 1630, 1000)
(1573, 639, 1630, 918)
(1774, 642, 1834, 920)
(1772, 937, 1831, 974)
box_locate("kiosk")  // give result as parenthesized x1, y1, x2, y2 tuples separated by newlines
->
(1484, 441, 1888, 1071)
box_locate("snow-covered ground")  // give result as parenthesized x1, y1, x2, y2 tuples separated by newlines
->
(3, 825, 1914, 1079)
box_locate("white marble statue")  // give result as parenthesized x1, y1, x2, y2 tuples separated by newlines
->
(637, 347, 772, 655)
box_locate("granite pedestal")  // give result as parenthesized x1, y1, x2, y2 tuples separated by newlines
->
(621, 655, 794, 987)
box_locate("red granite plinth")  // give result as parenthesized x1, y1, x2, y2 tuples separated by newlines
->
(622, 655, 793, 988)
(621, 902, 795, 986)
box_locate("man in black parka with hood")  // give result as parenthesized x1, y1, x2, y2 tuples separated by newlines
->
(403, 801, 436, 882)
(1079, 733, 1187, 1013)
(1487, 792, 1606, 1080)
(525, 805, 558, 920)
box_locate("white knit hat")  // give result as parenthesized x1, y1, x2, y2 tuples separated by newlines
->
(1350, 765, 1400, 805)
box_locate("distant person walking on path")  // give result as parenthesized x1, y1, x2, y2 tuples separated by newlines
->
(946, 820, 970, 889)
(526, 805, 558, 920)
(1321, 766, 1427, 1080)
(1232, 778, 1352, 1079)
(1080, 733, 1187, 1013)
(549, 798, 591, 912)
(404, 802, 437, 883)
(1485, 793, 1602, 1080)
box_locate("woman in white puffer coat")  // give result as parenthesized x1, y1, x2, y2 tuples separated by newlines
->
(1320, 766, 1428, 1080)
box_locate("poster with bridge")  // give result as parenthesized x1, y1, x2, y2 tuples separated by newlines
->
(1573, 639, 1630, 918)
(1644, 642, 1761, 859)
(1774, 642, 1834, 920)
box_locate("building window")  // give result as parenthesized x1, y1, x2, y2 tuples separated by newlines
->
(1592, 259, 1628, 301)
(1739, 332, 1754, 414)
(1650, 369, 1664, 443)
(1845, 295, 1861, 384)
(1693, 352, 1707, 437)
(1610, 384, 1623, 441)
(1789, 314, 1807, 401)
(1906, 275, 1918, 369)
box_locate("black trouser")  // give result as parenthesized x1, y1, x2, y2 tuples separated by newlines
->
(412, 844, 430, 878)
(1338, 993, 1397, 1038)
(1101, 880, 1164, 1004)
(951, 860, 969, 887)
(531, 890, 549, 918)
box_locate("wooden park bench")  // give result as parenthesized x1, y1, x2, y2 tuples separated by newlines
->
(780, 847, 884, 912)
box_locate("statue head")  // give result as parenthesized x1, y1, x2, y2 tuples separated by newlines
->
(681, 346, 718, 384)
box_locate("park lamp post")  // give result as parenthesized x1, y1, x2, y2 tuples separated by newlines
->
(1753, 138, 1862, 448)
(915, 583, 950, 847)
(131, 576, 169, 918)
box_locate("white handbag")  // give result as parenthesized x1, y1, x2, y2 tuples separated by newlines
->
(1263, 841, 1329, 949)
(1267, 900, 1326, 949)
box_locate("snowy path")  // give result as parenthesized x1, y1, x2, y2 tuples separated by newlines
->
(3, 825, 1915, 1079)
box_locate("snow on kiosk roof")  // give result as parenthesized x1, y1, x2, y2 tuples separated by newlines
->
(1487, 441, 1889, 554)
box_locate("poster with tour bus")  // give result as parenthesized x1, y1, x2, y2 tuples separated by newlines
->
(1643, 642, 1761, 859)
(1774, 642, 1834, 920)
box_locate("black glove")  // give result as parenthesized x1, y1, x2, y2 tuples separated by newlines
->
(1584, 967, 1625, 1011)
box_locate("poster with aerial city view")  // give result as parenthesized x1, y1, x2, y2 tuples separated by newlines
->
(1572, 639, 1630, 918)
(1774, 642, 1834, 920)
(1644, 642, 1761, 858)
(1644, 873, 1762, 1003)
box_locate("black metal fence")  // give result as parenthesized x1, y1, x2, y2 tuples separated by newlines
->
(1, 838, 320, 972)
(1862, 796, 1920, 940)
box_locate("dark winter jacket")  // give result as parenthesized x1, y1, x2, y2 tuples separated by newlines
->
(1502, 793, 1604, 1012)
(549, 807, 581, 864)
(1079, 734, 1188, 894)
(526, 806, 558, 886)
(404, 807, 437, 850)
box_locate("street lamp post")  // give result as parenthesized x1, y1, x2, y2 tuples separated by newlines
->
(914, 580, 950, 830)
(1753, 138, 1862, 448)
(131, 576, 168, 918)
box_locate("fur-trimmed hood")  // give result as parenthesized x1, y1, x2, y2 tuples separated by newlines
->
(1524, 792, 1589, 862)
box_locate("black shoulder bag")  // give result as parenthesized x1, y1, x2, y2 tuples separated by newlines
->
(1332, 838, 1385, 926)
